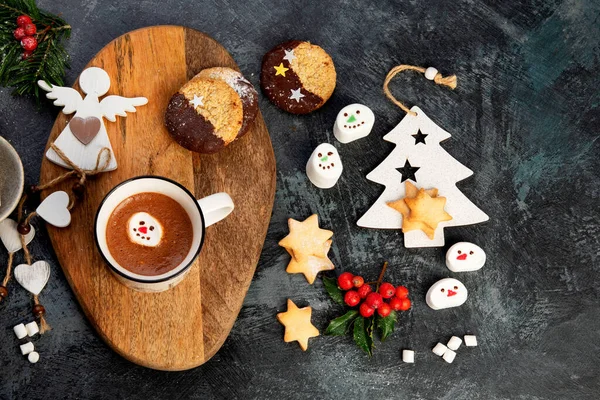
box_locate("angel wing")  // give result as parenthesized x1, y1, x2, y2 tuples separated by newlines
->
(38, 80, 83, 115)
(100, 96, 148, 122)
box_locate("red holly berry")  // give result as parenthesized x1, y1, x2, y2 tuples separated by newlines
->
(359, 302, 375, 317)
(379, 282, 395, 299)
(16, 15, 33, 27)
(23, 23, 36, 36)
(365, 292, 383, 309)
(389, 297, 403, 311)
(344, 290, 361, 307)
(377, 302, 392, 317)
(21, 50, 34, 60)
(395, 285, 409, 299)
(13, 27, 26, 40)
(21, 36, 37, 52)
(399, 298, 411, 311)
(337, 272, 354, 290)
(352, 276, 364, 288)
(357, 284, 372, 299)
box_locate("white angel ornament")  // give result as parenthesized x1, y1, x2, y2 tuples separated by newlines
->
(38, 67, 148, 172)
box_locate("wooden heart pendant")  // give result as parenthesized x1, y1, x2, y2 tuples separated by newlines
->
(69, 116, 101, 145)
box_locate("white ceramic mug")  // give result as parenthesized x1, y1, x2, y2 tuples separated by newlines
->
(94, 176, 234, 292)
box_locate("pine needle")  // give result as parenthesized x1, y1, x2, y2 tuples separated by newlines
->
(0, 0, 71, 102)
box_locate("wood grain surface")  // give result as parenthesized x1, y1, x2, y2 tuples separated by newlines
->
(38, 26, 276, 371)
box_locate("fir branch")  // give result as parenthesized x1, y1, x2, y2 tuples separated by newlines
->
(0, 0, 71, 101)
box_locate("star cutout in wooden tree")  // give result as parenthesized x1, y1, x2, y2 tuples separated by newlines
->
(396, 160, 420, 182)
(412, 130, 428, 145)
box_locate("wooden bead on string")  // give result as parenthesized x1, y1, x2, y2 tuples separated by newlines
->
(33, 304, 46, 317)
(72, 182, 85, 199)
(0, 285, 8, 301)
(17, 222, 31, 235)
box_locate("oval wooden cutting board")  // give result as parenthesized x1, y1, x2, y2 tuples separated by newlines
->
(39, 26, 276, 371)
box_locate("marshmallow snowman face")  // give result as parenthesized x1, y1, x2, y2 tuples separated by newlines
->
(306, 143, 343, 189)
(333, 104, 375, 144)
(127, 212, 163, 247)
(426, 278, 468, 310)
(446, 242, 486, 272)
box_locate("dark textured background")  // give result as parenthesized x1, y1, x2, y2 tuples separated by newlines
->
(1, 0, 599, 399)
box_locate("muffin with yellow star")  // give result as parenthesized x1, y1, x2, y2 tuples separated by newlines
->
(165, 67, 258, 154)
(261, 41, 336, 114)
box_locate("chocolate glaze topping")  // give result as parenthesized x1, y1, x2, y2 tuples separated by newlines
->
(165, 93, 225, 154)
(260, 40, 324, 115)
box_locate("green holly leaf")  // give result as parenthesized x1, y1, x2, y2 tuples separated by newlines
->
(322, 276, 344, 305)
(376, 311, 397, 342)
(325, 310, 359, 336)
(353, 316, 374, 356)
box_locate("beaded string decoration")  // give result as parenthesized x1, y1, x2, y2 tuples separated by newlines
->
(0, 145, 111, 333)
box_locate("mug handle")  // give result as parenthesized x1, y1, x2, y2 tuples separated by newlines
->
(197, 193, 234, 228)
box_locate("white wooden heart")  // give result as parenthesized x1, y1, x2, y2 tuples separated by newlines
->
(0, 218, 35, 253)
(36, 191, 71, 228)
(14, 261, 51, 295)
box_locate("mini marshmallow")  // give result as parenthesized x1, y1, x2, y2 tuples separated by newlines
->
(13, 323, 27, 339)
(464, 335, 478, 347)
(25, 321, 39, 337)
(333, 103, 375, 144)
(127, 212, 163, 247)
(432, 343, 448, 357)
(447, 336, 462, 351)
(28, 351, 40, 364)
(442, 349, 456, 363)
(306, 143, 343, 189)
(402, 349, 415, 363)
(424, 67, 438, 80)
(20, 342, 34, 355)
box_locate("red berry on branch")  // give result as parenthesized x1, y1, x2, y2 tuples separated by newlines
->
(357, 284, 372, 299)
(399, 298, 411, 311)
(377, 302, 391, 317)
(22, 50, 34, 61)
(352, 276, 364, 288)
(16, 15, 33, 27)
(379, 282, 395, 299)
(21, 36, 38, 52)
(359, 302, 375, 317)
(13, 27, 26, 40)
(395, 285, 409, 299)
(365, 292, 383, 309)
(337, 272, 354, 290)
(23, 23, 37, 36)
(389, 297, 403, 311)
(344, 290, 361, 307)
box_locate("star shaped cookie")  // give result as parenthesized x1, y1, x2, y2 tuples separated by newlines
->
(277, 299, 320, 351)
(404, 189, 452, 238)
(278, 215, 333, 263)
(387, 181, 450, 239)
(286, 240, 334, 284)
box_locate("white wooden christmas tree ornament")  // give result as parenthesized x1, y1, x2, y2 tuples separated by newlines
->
(357, 65, 488, 248)
(38, 67, 148, 172)
(36, 191, 71, 228)
(0, 218, 35, 253)
(14, 260, 51, 296)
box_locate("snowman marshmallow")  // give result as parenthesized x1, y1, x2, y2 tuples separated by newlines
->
(306, 143, 343, 189)
(127, 212, 163, 247)
(333, 104, 375, 144)
(426, 278, 468, 310)
(446, 242, 486, 272)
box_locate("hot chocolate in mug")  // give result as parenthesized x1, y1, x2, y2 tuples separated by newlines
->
(94, 176, 234, 292)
